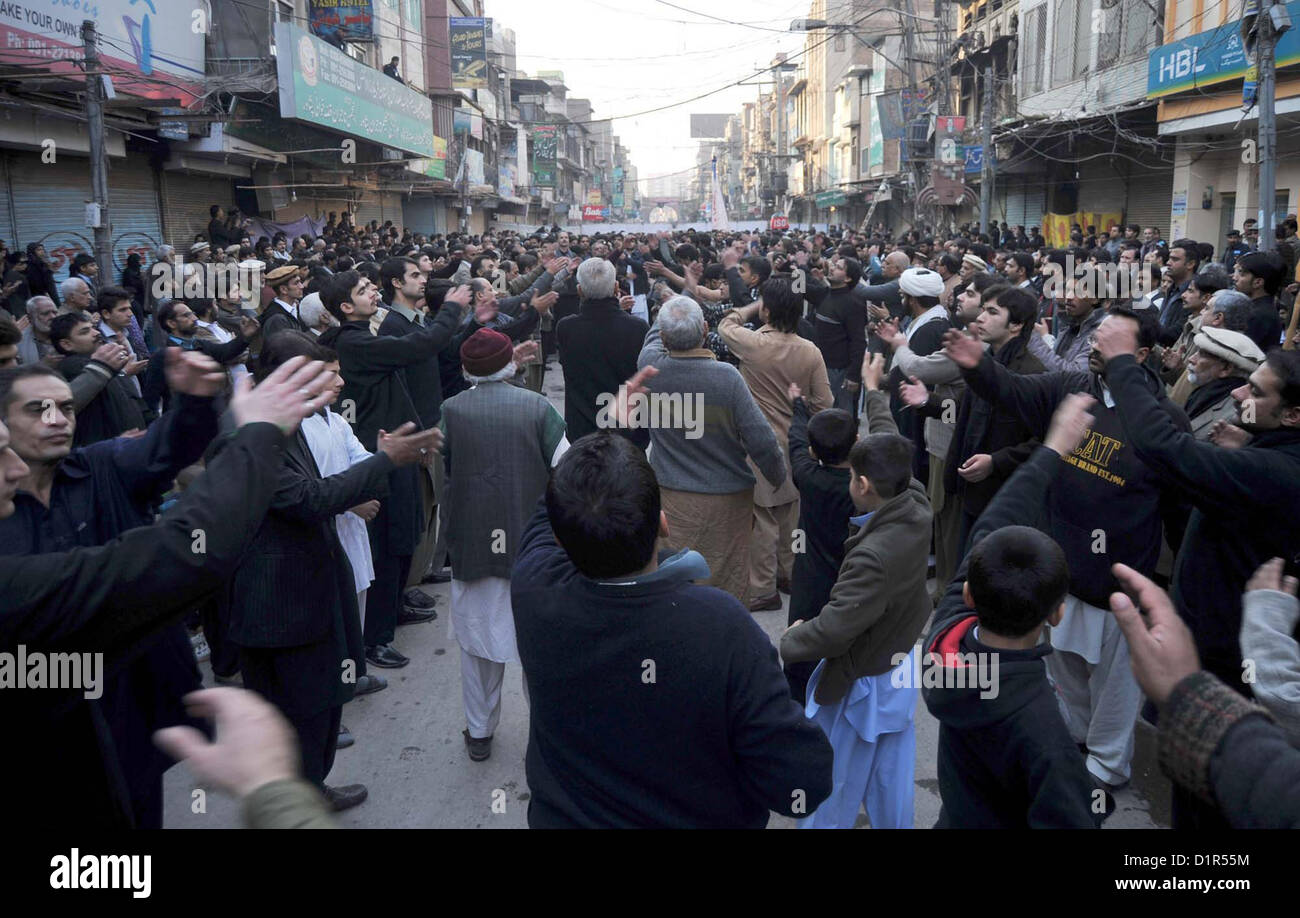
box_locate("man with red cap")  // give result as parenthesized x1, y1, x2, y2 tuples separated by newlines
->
(439, 328, 564, 761)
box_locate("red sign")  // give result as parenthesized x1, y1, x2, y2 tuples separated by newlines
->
(582, 205, 604, 221)
(769, 215, 789, 231)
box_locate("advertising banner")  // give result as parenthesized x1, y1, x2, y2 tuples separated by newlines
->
(1146, 3, 1300, 98)
(308, 0, 374, 45)
(275, 22, 435, 157)
(450, 17, 488, 89)
(0, 0, 205, 105)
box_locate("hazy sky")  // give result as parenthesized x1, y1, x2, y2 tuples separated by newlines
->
(488, 0, 821, 191)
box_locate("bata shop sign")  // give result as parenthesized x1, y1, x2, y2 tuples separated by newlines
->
(582, 205, 609, 221)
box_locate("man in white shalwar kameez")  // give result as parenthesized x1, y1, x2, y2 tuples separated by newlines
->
(440, 328, 566, 761)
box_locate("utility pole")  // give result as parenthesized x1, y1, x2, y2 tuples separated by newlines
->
(457, 132, 470, 234)
(775, 60, 787, 219)
(1258, 7, 1278, 253)
(979, 63, 994, 235)
(82, 21, 112, 279)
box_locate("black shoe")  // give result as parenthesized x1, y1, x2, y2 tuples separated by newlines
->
(365, 643, 410, 668)
(352, 674, 388, 697)
(463, 729, 492, 762)
(324, 783, 368, 812)
(403, 588, 437, 609)
(421, 569, 452, 585)
(1090, 776, 1118, 821)
(337, 724, 355, 749)
(398, 606, 437, 625)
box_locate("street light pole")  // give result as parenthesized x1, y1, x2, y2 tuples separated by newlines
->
(1258, 7, 1278, 253)
(82, 21, 112, 280)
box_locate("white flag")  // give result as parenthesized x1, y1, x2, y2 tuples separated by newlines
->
(710, 156, 730, 231)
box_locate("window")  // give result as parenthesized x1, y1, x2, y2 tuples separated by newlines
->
(1072, 0, 1092, 78)
(274, 0, 294, 23)
(834, 32, 846, 52)
(1022, 5, 1046, 95)
(1051, 0, 1075, 87)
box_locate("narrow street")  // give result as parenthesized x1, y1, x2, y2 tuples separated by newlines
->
(165, 360, 1168, 829)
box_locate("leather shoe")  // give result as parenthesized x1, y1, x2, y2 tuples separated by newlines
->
(403, 588, 437, 609)
(213, 671, 243, 687)
(352, 674, 387, 697)
(336, 724, 355, 749)
(324, 783, 368, 812)
(398, 606, 437, 625)
(365, 643, 410, 668)
(421, 569, 452, 584)
(776, 576, 791, 595)
(463, 729, 492, 762)
(748, 592, 781, 612)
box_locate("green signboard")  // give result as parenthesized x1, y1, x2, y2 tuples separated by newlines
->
(274, 21, 435, 158)
(815, 191, 847, 207)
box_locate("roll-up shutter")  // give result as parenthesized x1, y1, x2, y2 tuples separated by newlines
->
(106, 158, 164, 281)
(161, 172, 235, 249)
(9, 153, 162, 283)
(1003, 179, 1048, 229)
(1123, 167, 1175, 234)
(0, 157, 14, 247)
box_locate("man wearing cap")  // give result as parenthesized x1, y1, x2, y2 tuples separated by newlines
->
(1181, 326, 1264, 441)
(439, 328, 560, 762)
(1093, 320, 1300, 829)
(261, 264, 308, 341)
(958, 253, 986, 285)
(189, 241, 212, 265)
(1222, 229, 1251, 269)
(888, 267, 951, 480)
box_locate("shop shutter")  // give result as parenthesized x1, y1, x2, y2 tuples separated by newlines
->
(0, 156, 14, 248)
(10, 153, 163, 283)
(1123, 166, 1175, 234)
(161, 171, 235, 249)
(1003, 179, 1047, 229)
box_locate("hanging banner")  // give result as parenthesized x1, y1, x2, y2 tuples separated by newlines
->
(532, 124, 559, 187)
(450, 17, 488, 89)
(308, 0, 374, 45)
(414, 136, 449, 180)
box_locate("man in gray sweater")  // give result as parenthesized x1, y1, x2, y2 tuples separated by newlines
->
(636, 296, 786, 603)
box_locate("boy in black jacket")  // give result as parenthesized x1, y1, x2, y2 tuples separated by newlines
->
(923, 393, 1104, 828)
(784, 385, 856, 704)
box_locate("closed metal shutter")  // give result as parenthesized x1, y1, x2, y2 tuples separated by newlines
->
(1078, 162, 1128, 214)
(162, 171, 234, 249)
(9, 153, 162, 283)
(1003, 179, 1047, 229)
(1123, 166, 1175, 234)
(0, 157, 14, 248)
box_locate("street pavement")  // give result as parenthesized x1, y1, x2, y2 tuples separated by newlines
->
(165, 358, 1168, 828)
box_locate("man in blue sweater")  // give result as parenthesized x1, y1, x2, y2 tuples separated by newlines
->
(511, 430, 833, 828)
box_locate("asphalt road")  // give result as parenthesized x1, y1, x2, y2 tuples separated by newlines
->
(164, 359, 1168, 828)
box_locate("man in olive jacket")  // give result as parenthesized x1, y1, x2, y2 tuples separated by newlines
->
(780, 353, 932, 828)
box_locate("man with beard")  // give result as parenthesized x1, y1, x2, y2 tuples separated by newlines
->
(1093, 325, 1300, 828)
(1179, 327, 1263, 441)
(944, 306, 1190, 810)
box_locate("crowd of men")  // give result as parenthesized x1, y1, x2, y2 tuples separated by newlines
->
(0, 208, 1297, 830)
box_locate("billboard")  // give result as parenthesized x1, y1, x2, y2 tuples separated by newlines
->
(532, 124, 559, 187)
(1147, 3, 1300, 98)
(308, 0, 374, 45)
(0, 0, 205, 106)
(690, 114, 732, 138)
(275, 22, 435, 157)
(415, 136, 449, 180)
(450, 17, 488, 89)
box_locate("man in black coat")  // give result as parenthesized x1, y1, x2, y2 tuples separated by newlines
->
(319, 271, 471, 669)
(1095, 327, 1300, 828)
(0, 345, 335, 826)
(555, 257, 649, 448)
(260, 265, 309, 341)
(229, 331, 440, 809)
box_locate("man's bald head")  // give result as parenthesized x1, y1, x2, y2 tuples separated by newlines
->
(883, 251, 909, 278)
